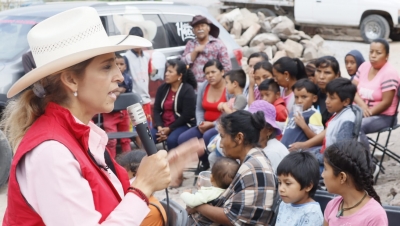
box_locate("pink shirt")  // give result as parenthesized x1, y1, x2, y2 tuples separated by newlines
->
(16, 118, 150, 225)
(354, 62, 400, 116)
(281, 87, 295, 114)
(324, 196, 388, 226)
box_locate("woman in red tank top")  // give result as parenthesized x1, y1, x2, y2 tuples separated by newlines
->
(176, 60, 227, 181)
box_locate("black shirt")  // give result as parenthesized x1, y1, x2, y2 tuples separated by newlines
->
(314, 89, 333, 127)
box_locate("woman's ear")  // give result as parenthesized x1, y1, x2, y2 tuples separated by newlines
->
(284, 71, 290, 80)
(60, 71, 78, 93)
(339, 172, 347, 184)
(236, 132, 244, 145)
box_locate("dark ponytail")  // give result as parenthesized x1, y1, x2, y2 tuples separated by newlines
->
(219, 110, 265, 147)
(273, 57, 307, 81)
(324, 140, 381, 204)
(166, 59, 197, 89)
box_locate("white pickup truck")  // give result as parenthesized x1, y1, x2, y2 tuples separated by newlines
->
(221, 0, 400, 43)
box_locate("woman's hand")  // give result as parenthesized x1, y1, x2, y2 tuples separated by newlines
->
(199, 121, 214, 134)
(293, 113, 307, 129)
(362, 106, 372, 118)
(131, 150, 171, 197)
(289, 142, 307, 152)
(186, 206, 198, 215)
(217, 102, 225, 112)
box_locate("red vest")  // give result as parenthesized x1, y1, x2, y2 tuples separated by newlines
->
(3, 103, 130, 225)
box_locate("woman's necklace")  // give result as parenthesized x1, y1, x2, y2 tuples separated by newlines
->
(336, 191, 368, 218)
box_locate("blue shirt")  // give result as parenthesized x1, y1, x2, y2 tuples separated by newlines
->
(119, 56, 132, 93)
(276, 201, 324, 226)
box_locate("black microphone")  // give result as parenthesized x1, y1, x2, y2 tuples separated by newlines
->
(127, 103, 158, 156)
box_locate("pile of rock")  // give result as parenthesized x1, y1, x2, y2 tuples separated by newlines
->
(217, 8, 334, 63)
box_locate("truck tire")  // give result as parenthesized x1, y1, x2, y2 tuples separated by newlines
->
(360, 14, 390, 43)
(0, 130, 12, 187)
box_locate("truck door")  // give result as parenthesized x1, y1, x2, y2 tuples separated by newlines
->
(312, 0, 360, 26)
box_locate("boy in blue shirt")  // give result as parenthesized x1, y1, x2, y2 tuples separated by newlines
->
(281, 79, 324, 149)
(276, 151, 323, 226)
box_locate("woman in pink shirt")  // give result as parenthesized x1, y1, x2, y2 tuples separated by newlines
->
(353, 38, 400, 146)
(322, 140, 388, 226)
(1, 7, 171, 225)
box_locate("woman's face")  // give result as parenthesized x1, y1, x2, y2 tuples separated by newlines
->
(322, 159, 342, 194)
(315, 65, 338, 90)
(259, 127, 273, 143)
(369, 42, 388, 70)
(247, 56, 263, 76)
(205, 65, 224, 86)
(345, 55, 357, 76)
(254, 68, 273, 86)
(164, 65, 181, 84)
(73, 53, 123, 116)
(272, 67, 288, 88)
(219, 125, 242, 160)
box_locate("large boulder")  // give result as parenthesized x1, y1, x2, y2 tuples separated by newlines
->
(283, 39, 304, 58)
(220, 8, 243, 23)
(276, 41, 285, 51)
(264, 45, 273, 61)
(230, 20, 242, 39)
(249, 33, 280, 47)
(239, 8, 259, 29)
(243, 45, 265, 58)
(273, 50, 287, 62)
(236, 23, 261, 46)
(303, 46, 318, 61)
(288, 34, 301, 42)
(317, 46, 335, 57)
(311, 34, 324, 48)
(271, 16, 296, 36)
(298, 31, 312, 40)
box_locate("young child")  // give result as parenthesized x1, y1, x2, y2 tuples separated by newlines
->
(116, 150, 168, 226)
(102, 53, 133, 158)
(218, 69, 247, 114)
(258, 78, 288, 130)
(180, 157, 239, 208)
(276, 151, 323, 226)
(247, 52, 269, 105)
(254, 61, 273, 86)
(305, 60, 317, 84)
(323, 140, 388, 225)
(281, 79, 324, 149)
(345, 50, 365, 81)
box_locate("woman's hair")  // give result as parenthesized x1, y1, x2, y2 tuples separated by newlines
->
(247, 52, 269, 64)
(372, 38, 390, 55)
(116, 150, 146, 173)
(166, 59, 197, 89)
(305, 60, 317, 77)
(273, 57, 307, 80)
(324, 140, 381, 204)
(253, 61, 273, 74)
(203, 59, 224, 73)
(219, 110, 265, 147)
(0, 58, 94, 151)
(315, 56, 341, 77)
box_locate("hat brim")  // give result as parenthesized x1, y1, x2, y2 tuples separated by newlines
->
(190, 18, 220, 38)
(7, 35, 151, 98)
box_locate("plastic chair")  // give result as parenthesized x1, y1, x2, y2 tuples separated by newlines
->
(314, 190, 336, 213)
(368, 89, 400, 183)
(106, 92, 143, 148)
(384, 205, 400, 226)
(160, 198, 188, 226)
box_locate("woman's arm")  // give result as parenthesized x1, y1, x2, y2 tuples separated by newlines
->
(17, 141, 149, 226)
(196, 83, 207, 125)
(169, 86, 196, 131)
(153, 86, 164, 128)
(196, 205, 232, 226)
(370, 90, 396, 116)
(323, 220, 329, 226)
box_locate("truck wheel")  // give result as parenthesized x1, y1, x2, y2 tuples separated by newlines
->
(256, 8, 276, 17)
(0, 130, 12, 187)
(390, 30, 400, 41)
(360, 15, 390, 43)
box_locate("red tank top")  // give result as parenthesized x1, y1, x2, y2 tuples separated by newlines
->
(202, 84, 227, 122)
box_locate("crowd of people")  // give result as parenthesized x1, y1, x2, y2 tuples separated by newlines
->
(3, 7, 397, 226)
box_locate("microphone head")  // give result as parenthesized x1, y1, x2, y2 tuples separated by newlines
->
(233, 94, 248, 110)
(127, 103, 147, 126)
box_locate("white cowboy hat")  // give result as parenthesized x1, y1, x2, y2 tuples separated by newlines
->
(112, 7, 157, 41)
(7, 6, 152, 98)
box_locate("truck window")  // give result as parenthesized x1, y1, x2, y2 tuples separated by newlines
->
(111, 13, 168, 49)
(0, 16, 42, 62)
(162, 14, 195, 47)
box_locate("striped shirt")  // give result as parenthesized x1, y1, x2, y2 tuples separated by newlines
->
(190, 148, 276, 226)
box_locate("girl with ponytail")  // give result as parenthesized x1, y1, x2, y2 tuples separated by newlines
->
(151, 59, 197, 151)
(322, 140, 388, 225)
(272, 57, 307, 113)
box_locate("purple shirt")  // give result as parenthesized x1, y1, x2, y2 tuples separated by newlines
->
(182, 35, 232, 83)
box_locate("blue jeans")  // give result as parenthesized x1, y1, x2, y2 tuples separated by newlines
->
(177, 126, 218, 163)
(150, 125, 190, 150)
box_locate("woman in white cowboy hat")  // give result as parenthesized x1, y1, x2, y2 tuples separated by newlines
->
(1, 7, 171, 225)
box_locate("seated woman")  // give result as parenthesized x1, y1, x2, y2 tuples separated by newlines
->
(151, 59, 197, 150)
(188, 110, 276, 225)
(248, 100, 288, 172)
(353, 38, 400, 146)
(178, 59, 229, 169)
